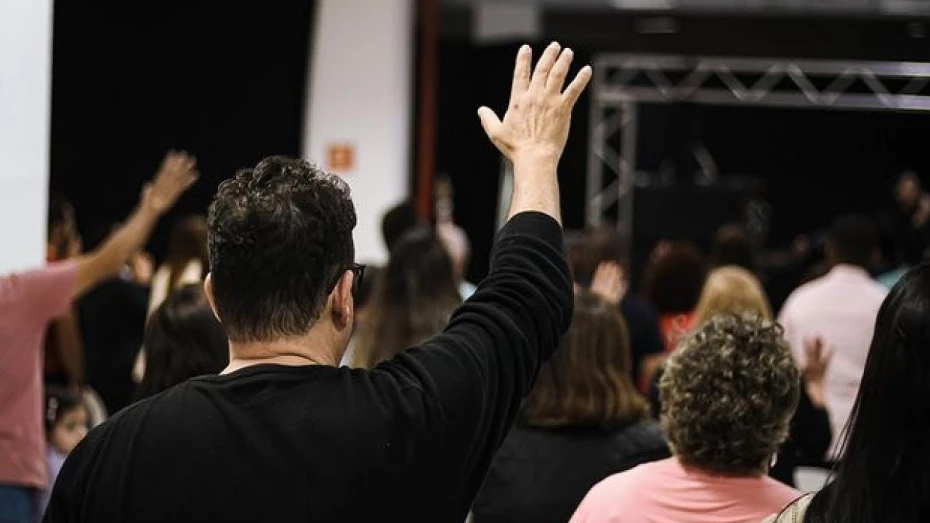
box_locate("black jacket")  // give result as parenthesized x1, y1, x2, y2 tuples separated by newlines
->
(472, 419, 670, 523)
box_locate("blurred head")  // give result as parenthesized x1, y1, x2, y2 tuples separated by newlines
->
(806, 264, 930, 523)
(353, 227, 461, 368)
(693, 266, 772, 326)
(381, 201, 421, 253)
(710, 223, 756, 272)
(895, 171, 921, 211)
(572, 225, 627, 286)
(47, 194, 78, 260)
(827, 215, 879, 270)
(642, 241, 706, 315)
(166, 215, 208, 289)
(660, 314, 799, 476)
(44, 386, 88, 455)
(138, 285, 228, 399)
(206, 157, 357, 352)
(523, 291, 649, 428)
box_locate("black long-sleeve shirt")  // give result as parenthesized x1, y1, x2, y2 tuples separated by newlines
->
(44, 211, 573, 523)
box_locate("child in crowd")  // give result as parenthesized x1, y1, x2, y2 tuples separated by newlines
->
(39, 386, 89, 518)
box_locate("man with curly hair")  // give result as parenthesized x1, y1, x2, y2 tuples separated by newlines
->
(571, 314, 802, 523)
(45, 43, 591, 523)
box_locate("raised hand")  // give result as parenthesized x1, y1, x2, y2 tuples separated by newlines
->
(478, 43, 592, 163)
(142, 151, 199, 215)
(802, 336, 832, 407)
(590, 262, 627, 305)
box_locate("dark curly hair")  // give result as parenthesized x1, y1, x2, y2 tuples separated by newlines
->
(207, 157, 357, 342)
(659, 313, 799, 476)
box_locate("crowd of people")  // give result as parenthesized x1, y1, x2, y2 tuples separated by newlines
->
(2, 42, 930, 522)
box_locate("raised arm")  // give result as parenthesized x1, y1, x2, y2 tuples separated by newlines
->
(74, 152, 198, 297)
(373, 43, 591, 512)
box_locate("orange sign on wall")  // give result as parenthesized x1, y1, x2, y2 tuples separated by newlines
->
(327, 143, 355, 173)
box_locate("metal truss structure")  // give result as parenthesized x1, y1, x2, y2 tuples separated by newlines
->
(586, 54, 930, 229)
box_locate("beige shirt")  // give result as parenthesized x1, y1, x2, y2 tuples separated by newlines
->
(764, 493, 814, 523)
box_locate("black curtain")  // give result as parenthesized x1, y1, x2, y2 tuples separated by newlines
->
(51, 1, 315, 260)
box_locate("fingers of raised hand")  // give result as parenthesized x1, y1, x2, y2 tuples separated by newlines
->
(510, 45, 532, 101)
(546, 47, 574, 94)
(529, 42, 561, 91)
(562, 65, 593, 107)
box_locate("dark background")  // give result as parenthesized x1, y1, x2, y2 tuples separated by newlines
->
(436, 10, 930, 281)
(50, 4, 930, 283)
(50, 2, 315, 254)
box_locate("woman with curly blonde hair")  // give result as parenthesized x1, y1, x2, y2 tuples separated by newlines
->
(571, 314, 802, 523)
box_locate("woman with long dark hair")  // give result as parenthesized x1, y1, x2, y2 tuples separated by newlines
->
(351, 227, 462, 368)
(768, 264, 930, 522)
(133, 215, 209, 381)
(136, 285, 228, 399)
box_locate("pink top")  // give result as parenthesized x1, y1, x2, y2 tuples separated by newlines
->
(777, 264, 887, 459)
(0, 261, 78, 488)
(570, 458, 801, 523)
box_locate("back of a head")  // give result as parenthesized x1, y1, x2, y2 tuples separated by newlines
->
(166, 214, 209, 288)
(642, 241, 707, 314)
(829, 215, 878, 269)
(138, 285, 228, 399)
(660, 314, 799, 476)
(354, 227, 461, 367)
(207, 157, 357, 342)
(711, 223, 756, 272)
(523, 290, 648, 428)
(381, 201, 420, 253)
(47, 194, 76, 258)
(807, 264, 930, 523)
(575, 225, 626, 286)
(693, 266, 772, 326)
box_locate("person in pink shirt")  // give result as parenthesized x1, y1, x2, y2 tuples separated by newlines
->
(778, 215, 887, 461)
(0, 151, 197, 523)
(571, 314, 802, 523)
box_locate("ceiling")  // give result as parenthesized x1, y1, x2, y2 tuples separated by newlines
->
(442, 0, 930, 16)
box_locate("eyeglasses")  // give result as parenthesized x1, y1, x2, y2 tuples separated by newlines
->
(329, 263, 366, 295)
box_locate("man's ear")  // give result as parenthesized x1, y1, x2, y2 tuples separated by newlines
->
(331, 270, 354, 330)
(204, 274, 222, 322)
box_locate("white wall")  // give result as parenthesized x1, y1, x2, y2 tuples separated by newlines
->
(302, 0, 414, 265)
(0, 0, 54, 273)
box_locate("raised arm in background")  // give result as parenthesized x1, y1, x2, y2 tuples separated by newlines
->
(73, 152, 198, 297)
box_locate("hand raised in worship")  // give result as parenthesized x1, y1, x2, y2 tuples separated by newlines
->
(141, 150, 199, 215)
(478, 43, 592, 163)
(802, 336, 832, 407)
(590, 262, 627, 305)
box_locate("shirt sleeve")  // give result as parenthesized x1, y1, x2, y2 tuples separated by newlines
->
(374, 211, 573, 504)
(3, 261, 79, 322)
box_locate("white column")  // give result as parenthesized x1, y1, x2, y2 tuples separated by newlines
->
(0, 0, 54, 272)
(302, 0, 414, 265)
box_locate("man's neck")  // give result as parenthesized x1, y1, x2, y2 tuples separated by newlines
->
(223, 336, 341, 374)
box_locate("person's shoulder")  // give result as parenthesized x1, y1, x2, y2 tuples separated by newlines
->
(865, 279, 890, 301)
(763, 492, 814, 523)
(783, 276, 829, 304)
(759, 475, 805, 503)
(618, 418, 667, 449)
